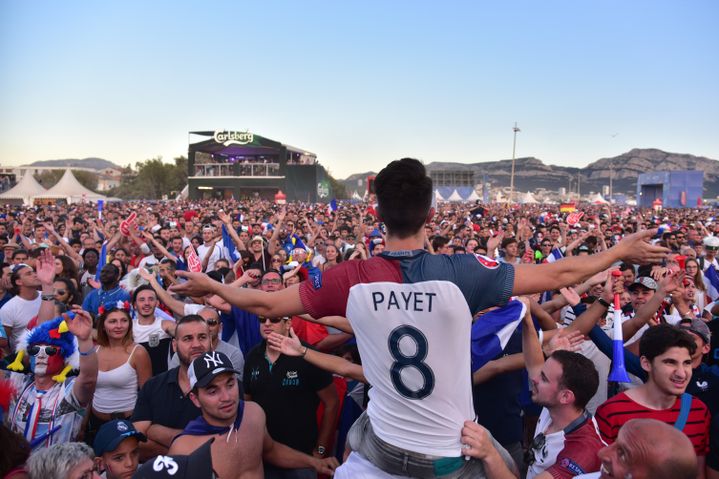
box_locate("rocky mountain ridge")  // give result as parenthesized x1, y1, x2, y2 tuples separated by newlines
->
(342, 149, 718, 197)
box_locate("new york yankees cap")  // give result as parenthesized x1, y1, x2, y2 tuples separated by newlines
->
(133, 438, 214, 478)
(188, 351, 241, 390)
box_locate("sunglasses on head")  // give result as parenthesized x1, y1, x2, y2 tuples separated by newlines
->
(28, 345, 61, 357)
(258, 317, 287, 324)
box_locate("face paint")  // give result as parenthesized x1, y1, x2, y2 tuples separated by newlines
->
(29, 344, 65, 377)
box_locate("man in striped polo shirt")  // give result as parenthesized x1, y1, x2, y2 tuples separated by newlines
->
(595, 324, 711, 477)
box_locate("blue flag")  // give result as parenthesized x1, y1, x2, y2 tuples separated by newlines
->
(95, 242, 107, 281)
(221, 224, 240, 263)
(471, 299, 525, 372)
(704, 264, 719, 300)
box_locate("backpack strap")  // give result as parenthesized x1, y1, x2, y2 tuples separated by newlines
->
(674, 393, 692, 431)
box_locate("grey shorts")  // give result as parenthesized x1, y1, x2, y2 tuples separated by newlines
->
(347, 411, 517, 478)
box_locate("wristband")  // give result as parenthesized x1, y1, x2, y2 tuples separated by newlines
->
(79, 346, 97, 356)
(301, 346, 308, 357)
(41, 294, 55, 301)
(597, 298, 611, 309)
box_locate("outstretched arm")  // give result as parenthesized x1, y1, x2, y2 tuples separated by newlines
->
(171, 271, 305, 318)
(513, 230, 668, 296)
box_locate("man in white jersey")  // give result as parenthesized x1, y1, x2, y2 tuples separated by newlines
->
(172, 158, 669, 477)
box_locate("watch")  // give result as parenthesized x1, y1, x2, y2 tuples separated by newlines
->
(316, 445, 326, 456)
(597, 298, 611, 309)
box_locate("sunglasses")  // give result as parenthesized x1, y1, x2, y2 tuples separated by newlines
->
(261, 278, 282, 285)
(206, 320, 219, 326)
(271, 258, 282, 263)
(54, 289, 67, 295)
(28, 345, 61, 357)
(258, 317, 288, 324)
(524, 432, 546, 466)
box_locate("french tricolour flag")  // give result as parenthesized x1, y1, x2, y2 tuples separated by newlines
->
(545, 247, 564, 263)
(704, 264, 719, 301)
(471, 299, 526, 372)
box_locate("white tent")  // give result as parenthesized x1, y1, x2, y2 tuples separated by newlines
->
(434, 189, 445, 202)
(0, 173, 48, 206)
(520, 192, 539, 204)
(465, 189, 480, 202)
(351, 190, 363, 201)
(591, 193, 609, 204)
(33, 169, 107, 204)
(447, 189, 464, 202)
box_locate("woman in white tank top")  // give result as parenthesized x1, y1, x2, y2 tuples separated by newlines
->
(85, 307, 152, 446)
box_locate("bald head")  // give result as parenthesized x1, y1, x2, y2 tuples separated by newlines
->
(599, 418, 697, 479)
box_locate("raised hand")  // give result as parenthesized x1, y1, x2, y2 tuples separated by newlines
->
(267, 329, 303, 356)
(36, 248, 56, 286)
(614, 229, 670, 265)
(67, 308, 93, 341)
(543, 329, 584, 356)
(217, 209, 231, 224)
(171, 271, 219, 297)
(559, 287, 581, 307)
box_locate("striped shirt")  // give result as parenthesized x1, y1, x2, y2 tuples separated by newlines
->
(595, 391, 711, 455)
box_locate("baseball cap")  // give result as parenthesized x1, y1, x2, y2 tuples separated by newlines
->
(93, 419, 146, 456)
(679, 318, 711, 345)
(134, 439, 215, 479)
(628, 276, 658, 291)
(188, 351, 241, 390)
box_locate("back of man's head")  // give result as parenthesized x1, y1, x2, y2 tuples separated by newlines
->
(375, 158, 432, 239)
(639, 324, 696, 362)
(550, 350, 599, 410)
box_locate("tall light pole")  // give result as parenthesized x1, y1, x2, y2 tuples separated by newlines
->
(609, 159, 613, 203)
(509, 122, 521, 204)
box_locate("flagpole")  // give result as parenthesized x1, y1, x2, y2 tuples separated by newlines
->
(509, 123, 520, 204)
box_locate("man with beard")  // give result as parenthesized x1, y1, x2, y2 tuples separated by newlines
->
(595, 325, 711, 477)
(169, 351, 339, 478)
(81, 263, 131, 318)
(132, 314, 211, 460)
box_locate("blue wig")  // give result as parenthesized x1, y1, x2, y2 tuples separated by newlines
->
(21, 314, 77, 360)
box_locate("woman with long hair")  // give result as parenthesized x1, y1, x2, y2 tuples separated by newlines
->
(685, 257, 709, 310)
(85, 307, 152, 446)
(52, 278, 79, 308)
(54, 255, 79, 290)
(321, 244, 342, 272)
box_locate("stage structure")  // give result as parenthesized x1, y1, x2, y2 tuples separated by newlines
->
(636, 170, 703, 208)
(187, 131, 333, 202)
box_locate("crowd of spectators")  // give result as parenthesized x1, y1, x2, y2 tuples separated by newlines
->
(0, 194, 717, 478)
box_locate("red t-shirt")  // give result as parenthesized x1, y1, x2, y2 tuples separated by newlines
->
(595, 391, 711, 455)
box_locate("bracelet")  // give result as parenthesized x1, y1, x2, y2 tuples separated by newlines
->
(41, 294, 55, 301)
(597, 298, 611, 309)
(79, 346, 97, 356)
(301, 346, 308, 357)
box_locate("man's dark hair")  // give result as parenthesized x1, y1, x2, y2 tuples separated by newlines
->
(431, 236, 449, 251)
(550, 350, 599, 410)
(501, 237, 518, 249)
(619, 262, 634, 272)
(262, 268, 281, 280)
(639, 324, 696, 362)
(375, 158, 432, 238)
(12, 249, 28, 259)
(82, 248, 99, 259)
(132, 283, 157, 304)
(175, 314, 207, 336)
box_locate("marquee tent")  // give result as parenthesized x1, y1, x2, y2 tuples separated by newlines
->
(33, 169, 107, 204)
(0, 173, 48, 206)
(465, 189, 480, 202)
(447, 189, 464, 202)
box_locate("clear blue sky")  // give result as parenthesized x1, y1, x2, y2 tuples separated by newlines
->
(1, 0, 717, 178)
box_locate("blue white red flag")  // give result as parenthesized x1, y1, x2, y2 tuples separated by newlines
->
(471, 299, 526, 372)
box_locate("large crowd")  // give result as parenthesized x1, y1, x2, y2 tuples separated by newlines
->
(0, 158, 718, 479)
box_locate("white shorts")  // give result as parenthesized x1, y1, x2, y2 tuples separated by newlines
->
(334, 452, 413, 479)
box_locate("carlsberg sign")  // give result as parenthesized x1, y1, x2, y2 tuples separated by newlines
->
(213, 130, 254, 146)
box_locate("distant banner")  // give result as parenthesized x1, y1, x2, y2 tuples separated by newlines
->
(120, 212, 137, 236)
(186, 246, 202, 272)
